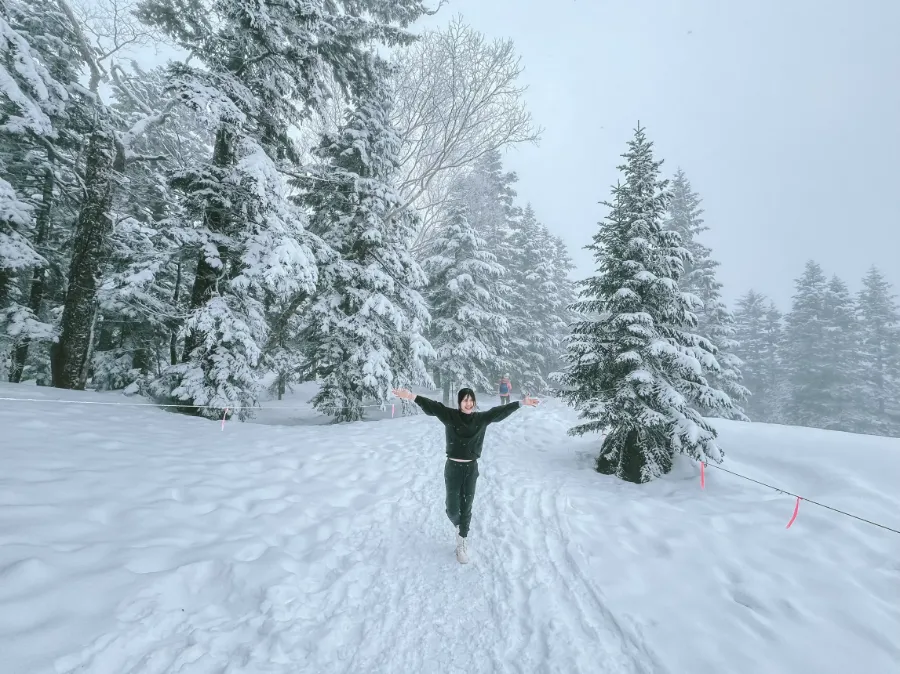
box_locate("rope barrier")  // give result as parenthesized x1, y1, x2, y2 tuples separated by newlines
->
(4, 394, 894, 535)
(702, 461, 900, 536)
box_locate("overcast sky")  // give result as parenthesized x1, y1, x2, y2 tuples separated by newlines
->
(122, 0, 900, 312)
(414, 0, 900, 311)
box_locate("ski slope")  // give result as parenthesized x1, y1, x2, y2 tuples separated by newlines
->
(1, 382, 899, 674)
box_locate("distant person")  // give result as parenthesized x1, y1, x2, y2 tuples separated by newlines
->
(392, 386, 539, 564)
(498, 373, 512, 404)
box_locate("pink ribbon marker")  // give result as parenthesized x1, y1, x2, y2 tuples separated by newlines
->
(700, 462, 706, 489)
(786, 496, 801, 529)
(221, 407, 229, 431)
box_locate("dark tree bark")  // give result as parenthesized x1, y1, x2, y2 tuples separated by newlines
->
(181, 127, 234, 362)
(169, 259, 182, 365)
(52, 127, 120, 389)
(0, 269, 9, 314)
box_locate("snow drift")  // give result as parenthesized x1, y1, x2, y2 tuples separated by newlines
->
(1, 382, 898, 673)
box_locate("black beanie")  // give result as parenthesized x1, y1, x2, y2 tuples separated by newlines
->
(457, 387, 476, 407)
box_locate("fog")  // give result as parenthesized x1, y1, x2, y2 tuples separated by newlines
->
(414, 0, 900, 310)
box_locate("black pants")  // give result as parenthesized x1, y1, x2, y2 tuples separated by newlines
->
(500, 394, 510, 405)
(444, 459, 479, 538)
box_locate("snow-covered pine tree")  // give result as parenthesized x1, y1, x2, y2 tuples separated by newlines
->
(542, 231, 579, 389)
(856, 266, 900, 436)
(298, 69, 433, 422)
(733, 290, 785, 422)
(136, 0, 431, 419)
(761, 300, 791, 424)
(448, 149, 520, 377)
(92, 64, 213, 392)
(782, 260, 831, 428)
(559, 126, 736, 483)
(0, 0, 74, 381)
(821, 274, 861, 431)
(423, 200, 507, 406)
(503, 204, 576, 394)
(664, 168, 748, 419)
(732, 290, 766, 416)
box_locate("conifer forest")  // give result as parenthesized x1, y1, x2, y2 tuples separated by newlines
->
(2, 0, 898, 483)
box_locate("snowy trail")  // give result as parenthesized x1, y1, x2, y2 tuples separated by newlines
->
(2, 384, 899, 674)
(0, 388, 659, 674)
(472, 412, 661, 674)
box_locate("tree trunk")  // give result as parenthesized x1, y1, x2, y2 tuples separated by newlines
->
(52, 126, 119, 390)
(10, 160, 55, 383)
(169, 259, 182, 365)
(77, 302, 100, 389)
(442, 374, 451, 406)
(182, 128, 233, 362)
(0, 268, 9, 313)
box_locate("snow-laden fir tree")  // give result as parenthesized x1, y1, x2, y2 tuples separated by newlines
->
(856, 266, 900, 436)
(423, 200, 508, 406)
(447, 149, 520, 376)
(92, 64, 213, 392)
(664, 168, 748, 419)
(542, 231, 579, 389)
(782, 260, 831, 428)
(821, 274, 861, 431)
(0, 0, 73, 380)
(136, 0, 430, 419)
(733, 290, 786, 422)
(504, 204, 571, 394)
(559, 126, 736, 483)
(298, 70, 434, 422)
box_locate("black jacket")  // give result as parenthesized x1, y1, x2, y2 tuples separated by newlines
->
(414, 395, 521, 461)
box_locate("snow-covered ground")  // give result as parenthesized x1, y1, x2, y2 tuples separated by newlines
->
(1, 382, 899, 674)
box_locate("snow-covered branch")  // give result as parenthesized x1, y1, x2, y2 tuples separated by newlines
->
(110, 64, 177, 151)
(55, 0, 105, 92)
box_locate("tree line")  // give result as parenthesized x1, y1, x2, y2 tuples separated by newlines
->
(0, 1, 575, 421)
(734, 263, 900, 438)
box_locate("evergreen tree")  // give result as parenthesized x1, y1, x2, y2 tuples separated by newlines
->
(733, 290, 767, 417)
(504, 204, 556, 393)
(92, 64, 212, 392)
(821, 275, 860, 431)
(782, 260, 831, 428)
(761, 301, 791, 424)
(664, 168, 748, 419)
(733, 290, 787, 422)
(136, 0, 431, 419)
(542, 232, 579, 389)
(423, 200, 507, 405)
(299, 74, 434, 422)
(449, 149, 520, 376)
(560, 126, 735, 484)
(856, 266, 900, 436)
(0, 0, 75, 381)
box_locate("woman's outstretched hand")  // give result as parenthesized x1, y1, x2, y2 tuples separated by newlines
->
(522, 396, 540, 407)
(392, 388, 415, 401)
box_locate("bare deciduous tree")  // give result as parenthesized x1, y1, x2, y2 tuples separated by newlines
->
(389, 16, 541, 251)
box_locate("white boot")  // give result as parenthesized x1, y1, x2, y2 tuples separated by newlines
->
(455, 532, 469, 564)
